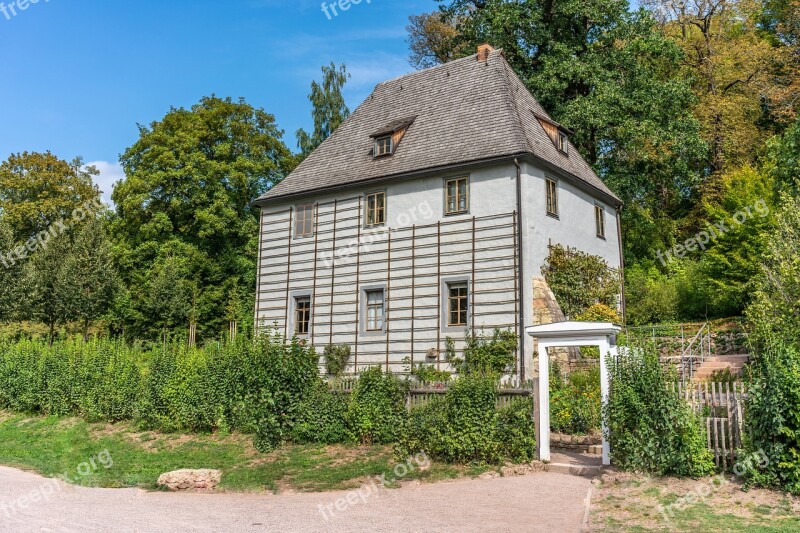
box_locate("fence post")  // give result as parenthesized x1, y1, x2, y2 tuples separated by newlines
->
(532, 378, 541, 457)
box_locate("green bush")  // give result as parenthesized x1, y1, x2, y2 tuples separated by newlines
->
(346, 367, 407, 445)
(550, 363, 601, 435)
(744, 340, 800, 494)
(496, 398, 537, 463)
(397, 375, 535, 464)
(291, 381, 350, 444)
(324, 344, 351, 377)
(605, 346, 715, 477)
(447, 329, 518, 375)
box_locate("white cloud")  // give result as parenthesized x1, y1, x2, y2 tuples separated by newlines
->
(86, 161, 124, 207)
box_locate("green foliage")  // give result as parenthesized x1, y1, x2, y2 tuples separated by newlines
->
(744, 340, 800, 494)
(543, 244, 620, 318)
(550, 363, 602, 435)
(397, 375, 535, 464)
(346, 367, 407, 445)
(575, 303, 621, 324)
(746, 192, 800, 348)
(606, 345, 715, 477)
(447, 329, 518, 375)
(496, 398, 537, 463)
(296, 63, 350, 158)
(112, 95, 293, 340)
(290, 381, 350, 445)
(323, 344, 351, 377)
(406, 360, 452, 383)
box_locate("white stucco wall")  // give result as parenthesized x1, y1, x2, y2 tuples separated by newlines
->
(256, 159, 622, 377)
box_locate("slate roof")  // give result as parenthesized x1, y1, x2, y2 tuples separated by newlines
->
(257, 50, 620, 205)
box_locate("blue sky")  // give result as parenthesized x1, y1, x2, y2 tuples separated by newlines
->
(0, 0, 436, 202)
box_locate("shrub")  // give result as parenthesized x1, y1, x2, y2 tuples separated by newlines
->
(496, 398, 537, 463)
(406, 360, 452, 383)
(575, 303, 621, 323)
(550, 363, 601, 435)
(447, 329, 518, 375)
(291, 381, 350, 444)
(346, 367, 407, 445)
(397, 375, 534, 464)
(605, 346, 715, 477)
(744, 340, 800, 494)
(324, 344, 351, 377)
(542, 244, 620, 318)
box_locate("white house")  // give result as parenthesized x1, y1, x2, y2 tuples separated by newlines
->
(253, 45, 623, 378)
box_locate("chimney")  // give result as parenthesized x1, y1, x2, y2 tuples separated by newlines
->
(477, 43, 494, 62)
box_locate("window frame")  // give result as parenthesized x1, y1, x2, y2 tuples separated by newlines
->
(595, 204, 606, 240)
(546, 178, 559, 219)
(294, 203, 315, 239)
(293, 295, 311, 337)
(364, 288, 385, 332)
(441, 277, 471, 332)
(364, 191, 387, 228)
(444, 176, 470, 216)
(558, 131, 569, 154)
(374, 136, 393, 158)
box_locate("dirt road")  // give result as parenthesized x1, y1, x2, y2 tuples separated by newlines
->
(0, 466, 591, 532)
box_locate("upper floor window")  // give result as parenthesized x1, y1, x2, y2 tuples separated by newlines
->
(365, 192, 386, 227)
(445, 177, 469, 215)
(294, 296, 311, 336)
(374, 136, 393, 157)
(365, 289, 385, 331)
(447, 282, 469, 327)
(546, 178, 559, 218)
(294, 204, 315, 238)
(595, 204, 606, 239)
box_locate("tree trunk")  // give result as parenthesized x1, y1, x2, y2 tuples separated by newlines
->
(48, 321, 55, 347)
(83, 319, 89, 342)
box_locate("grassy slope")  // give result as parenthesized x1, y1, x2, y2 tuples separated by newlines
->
(0, 412, 482, 492)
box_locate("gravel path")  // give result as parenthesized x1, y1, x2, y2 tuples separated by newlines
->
(0, 466, 591, 532)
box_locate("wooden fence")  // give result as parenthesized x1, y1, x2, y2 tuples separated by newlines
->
(329, 377, 539, 411)
(672, 381, 747, 469)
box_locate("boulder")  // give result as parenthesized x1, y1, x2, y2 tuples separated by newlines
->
(157, 469, 222, 491)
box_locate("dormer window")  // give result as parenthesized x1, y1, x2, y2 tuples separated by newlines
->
(534, 112, 572, 156)
(374, 136, 393, 157)
(370, 116, 416, 159)
(558, 131, 568, 154)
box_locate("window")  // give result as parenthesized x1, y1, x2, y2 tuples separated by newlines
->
(445, 177, 469, 215)
(365, 192, 386, 227)
(294, 204, 314, 238)
(558, 132, 569, 154)
(374, 136, 393, 157)
(365, 289, 385, 331)
(595, 204, 606, 239)
(546, 178, 559, 218)
(447, 282, 469, 327)
(294, 296, 311, 336)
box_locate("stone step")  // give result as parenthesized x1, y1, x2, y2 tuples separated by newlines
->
(545, 462, 604, 478)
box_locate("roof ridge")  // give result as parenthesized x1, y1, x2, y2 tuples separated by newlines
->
(375, 53, 479, 86)
(496, 54, 534, 156)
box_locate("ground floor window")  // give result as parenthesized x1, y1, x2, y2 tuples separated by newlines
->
(447, 282, 469, 327)
(294, 296, 311, 335)
(365, 289, 385, 331)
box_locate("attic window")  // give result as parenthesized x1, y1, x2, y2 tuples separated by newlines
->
(534, 112, 572, 156)
(558, 131, 569, 154)
(370, 116, 416, 158)
(374, 136, 393, 157)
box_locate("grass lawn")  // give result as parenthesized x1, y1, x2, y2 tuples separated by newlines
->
(0, 411, 487, 493)
(592, 472, 800, 532)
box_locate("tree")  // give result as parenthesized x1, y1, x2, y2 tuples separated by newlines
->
(67, 216, 121, 340)
(0, 220, 21, 321)
(413, 1, 707, 265)
(0, 152, 100, 243)
(296, 64, 351, 158)
(113, 95, 293, 339)
(17, 230, 75, 344)
(407, 12, 465, 69)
